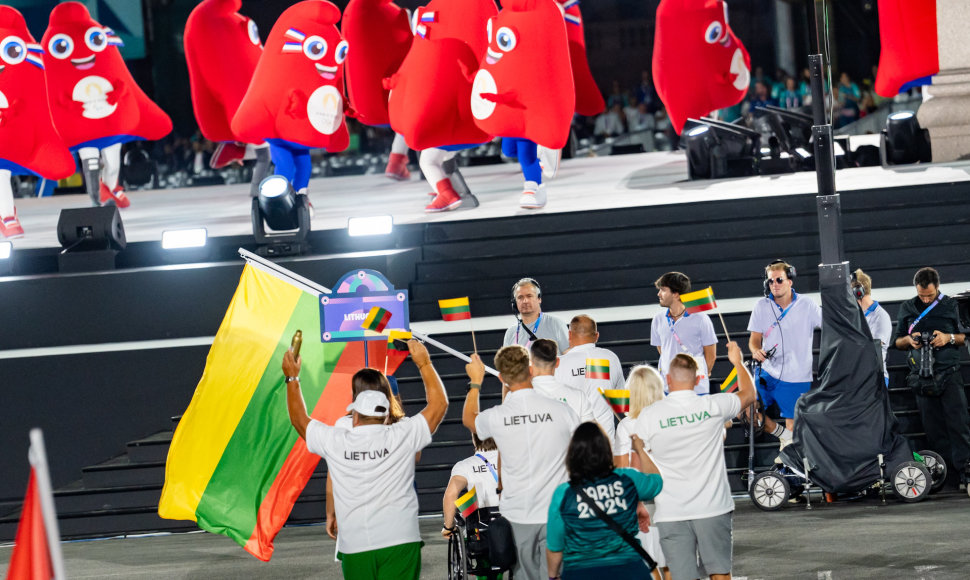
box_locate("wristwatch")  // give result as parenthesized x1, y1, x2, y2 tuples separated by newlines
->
(950, 334, 956, 345)
(285, 376, 300, 383)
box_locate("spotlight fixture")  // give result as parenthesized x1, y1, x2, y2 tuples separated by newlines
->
(252, 175, 311, 256)
(161, 228, 208, 250)
(56, 206, 126, 272)
(683, 118, 760, 180)
(348, 215, 393, 237)
(880, 111, 932, 166)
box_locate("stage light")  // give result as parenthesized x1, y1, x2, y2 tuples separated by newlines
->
(162, 228, 207, 249)
(56, 206, 126, 272)
(880, 111, 932, 166)
(251, 175, 311, 256)
(348, 215, 393, 237)
(683, 118, 760, 180)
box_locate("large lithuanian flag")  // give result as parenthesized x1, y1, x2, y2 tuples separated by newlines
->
(158, 263, 366, 561)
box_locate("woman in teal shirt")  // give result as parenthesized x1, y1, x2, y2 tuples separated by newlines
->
(547, 422, 663, 579)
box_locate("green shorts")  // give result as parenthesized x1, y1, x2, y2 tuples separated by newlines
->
(338, 541, 423, 580)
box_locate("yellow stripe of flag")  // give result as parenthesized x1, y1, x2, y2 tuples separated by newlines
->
(438, 297, 470, 309)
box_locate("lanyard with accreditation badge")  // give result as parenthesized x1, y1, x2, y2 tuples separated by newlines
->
(515, 312, 542, 346)
(475, 453, 499, 483)
(764, 292, 798, 339)
(665, 309, 689, 352)
(908, 293, 944, 335)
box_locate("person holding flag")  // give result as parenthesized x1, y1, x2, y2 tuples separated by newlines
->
(650, 272, 718, 395)
(632, 342, 755, 580)
(282, 338, 447, 579)
(555, 315, 622, 443)
(441, 433, 500, 537)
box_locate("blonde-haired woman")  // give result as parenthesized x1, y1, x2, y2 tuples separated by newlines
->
(614, 364, 670, 580)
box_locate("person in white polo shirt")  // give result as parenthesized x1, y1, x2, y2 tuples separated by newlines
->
(650, 272, 718, 396)
(748, 260, 821, 451)
(633, 342, 755, 580)
(852, 268, 892, 386)
(282, 339, 448, 580)
(504, 278, 570, 353)
(463, 346, 580, 580)
(555, 315, 622, 442)
(530, 339, 596, 425)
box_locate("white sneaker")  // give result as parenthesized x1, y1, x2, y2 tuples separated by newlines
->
(537, 146, 561, 179)
(519, 181, 546, 209)
(774, 437, 793, 464)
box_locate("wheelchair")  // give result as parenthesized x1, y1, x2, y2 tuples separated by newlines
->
(447, 507, 512, 580)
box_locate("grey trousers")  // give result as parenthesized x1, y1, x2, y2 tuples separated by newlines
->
(509, 521, 548, 580)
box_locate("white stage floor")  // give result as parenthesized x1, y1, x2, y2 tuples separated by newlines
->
(9, 150, 970, 250)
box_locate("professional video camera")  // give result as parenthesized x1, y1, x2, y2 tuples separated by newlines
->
(915, 333, 935, 378)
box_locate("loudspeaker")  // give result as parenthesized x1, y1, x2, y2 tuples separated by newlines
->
(57, 206, 127, 252)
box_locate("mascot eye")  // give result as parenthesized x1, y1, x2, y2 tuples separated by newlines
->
(303, 36, 327, 60)
(487, 19, 493, 44)
(85, 27, 107, 52)
(705, 21, 724, 44)
(334, 40, 348, 64)
(48, 34, 74, 59)
(247, 19, 260, 46)
(496, 27, 516, 52)
(0, 36, 26, 65)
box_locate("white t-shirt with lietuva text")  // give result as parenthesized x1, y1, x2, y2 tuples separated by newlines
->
(532, 375, 595, 424)
(555, 342, 623, 442)
(633, 391, 741, 523)
(305, 415, 432, 554)
(450, 449, 500, 509)
(747, 293, 822, 383)
(476, 388, 579, 524)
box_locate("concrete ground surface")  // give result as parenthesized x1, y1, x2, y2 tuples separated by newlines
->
(3, 492, 970, 579)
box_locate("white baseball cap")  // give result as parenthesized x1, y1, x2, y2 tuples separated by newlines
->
(346, 390, 390, 418)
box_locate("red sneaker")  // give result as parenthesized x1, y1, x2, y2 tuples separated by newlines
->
(99, 182, 131, 208)
(0, 211, 24, 239)
(385, 152, 411, 181)
(425, 179, 462, 213)
(210, 142, 247, 169)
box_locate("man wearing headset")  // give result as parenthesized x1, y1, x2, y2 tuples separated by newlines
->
(503, 278, 570, 354)
(747, 260, 821, 454)
(852, 269, 892, 386)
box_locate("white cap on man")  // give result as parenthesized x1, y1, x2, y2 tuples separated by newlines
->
(346, 390, 390, 418)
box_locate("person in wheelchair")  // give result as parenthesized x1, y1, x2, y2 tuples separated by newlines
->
(442, 433, 504, 579)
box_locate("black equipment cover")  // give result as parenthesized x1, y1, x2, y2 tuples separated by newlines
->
(779, 263, 911, 491)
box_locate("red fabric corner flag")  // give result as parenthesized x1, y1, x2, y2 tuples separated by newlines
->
(438, 297, 472, 321)
(5, 468, 53, 580)
(362, 306, 392, 333)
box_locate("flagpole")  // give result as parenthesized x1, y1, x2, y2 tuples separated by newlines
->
(30, 428, 66, 580)
(716, 309, 732, 343)
(411, 330, 500, 377)
(469, 317, 478, 355)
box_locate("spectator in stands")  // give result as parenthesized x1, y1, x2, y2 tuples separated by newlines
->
(797, 67, 813, 105)
(633, 343, 755, 580)
(282, 339, 447, 579)
(594, 103, 626, 140)
(893, 267, 970, 490)
(531, 339, 596, 424)
(748, 66, 769, 96)
(555, 315, 624, 443)
(463, 348, 580, 580)
(606, 80, 628, 109)
(748, 260, 821, 457)
(635, 70, 660, 113)
(749, 81, 776, 112)
(651, 272, 717, 396)
(779, 77, 801, 109)
(835, 72, 862, 128)
(852, 269, 892, 386)
(614, 364, 670, 580)
(441, 433, 500, 537)
(503, 278, 570, 353)
(546, 422, 663, 579)
(626, 102, 653, 133)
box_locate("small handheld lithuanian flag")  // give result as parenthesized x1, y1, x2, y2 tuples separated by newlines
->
(362, 306, 392, 333)
(455, 486, 479, 518)
(681, 287, 717, 314)
(439, 297, 472, 321)
(720, 367, 738, 393)
(387, 330, 412, 351)
(601, 389, 630, 414)
(585, 358, 611, 380)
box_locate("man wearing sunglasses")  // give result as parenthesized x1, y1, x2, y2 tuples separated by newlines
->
(747, 261, 821, 456)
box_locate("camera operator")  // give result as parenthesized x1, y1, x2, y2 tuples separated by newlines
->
(893, 267, 970, 490)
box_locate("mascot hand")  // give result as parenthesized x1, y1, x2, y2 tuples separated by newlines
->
(382, 74, 398, 91)
(480, 92, 523, 108)
(106, 79, 127, 106)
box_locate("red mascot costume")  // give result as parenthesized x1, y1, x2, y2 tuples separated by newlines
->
(341, 0, 414, 180)
(184, 0, 270, 187)
(874, 0, 938, 98)
(0, 6, 75, 238)
(652, 0, 750, 135)
(232, 0, 349, 198)
(471, 0, 574, 210)
(386, 0, 498, 212)
(557, 0, 604, 117)
(43, 2, 172, 208)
